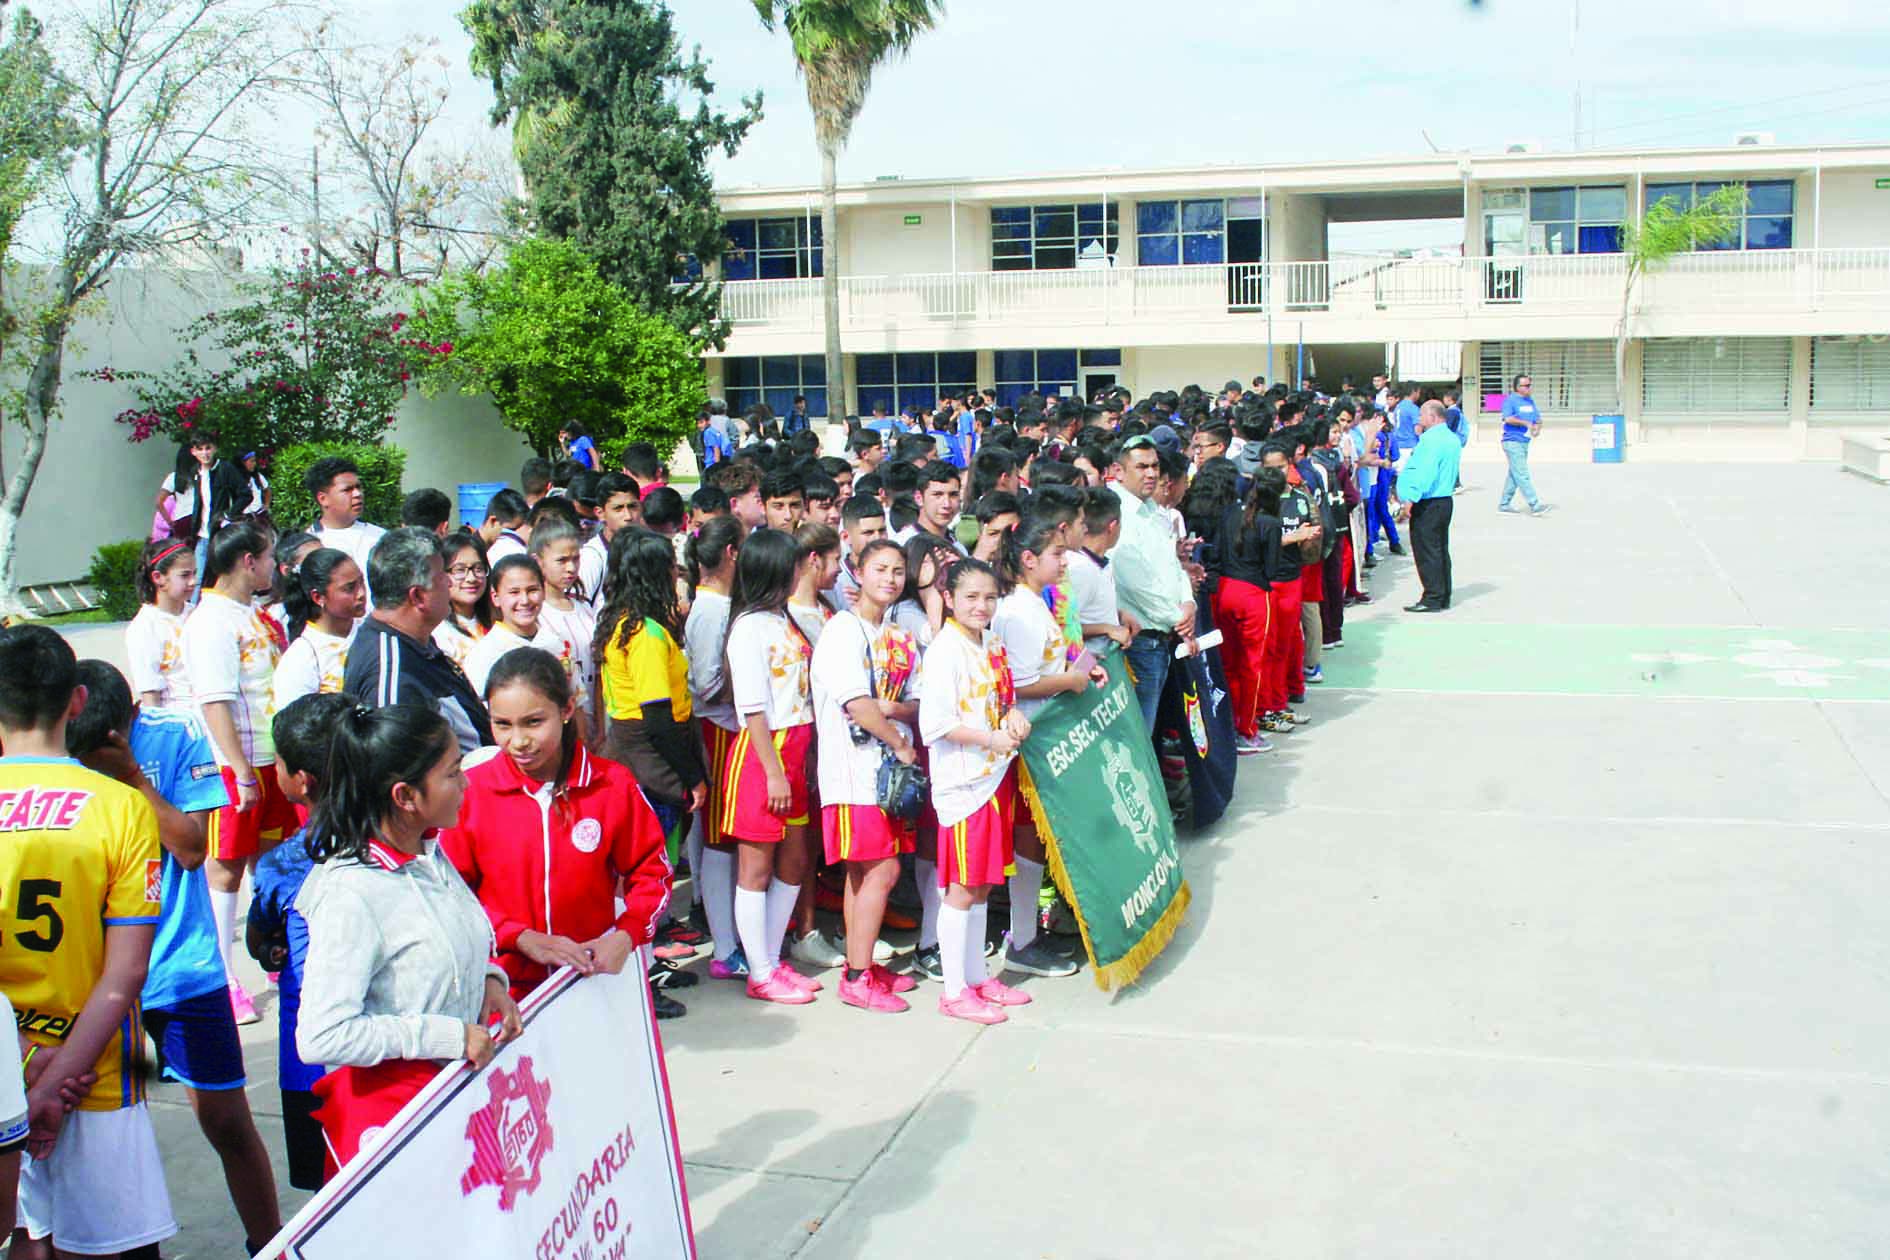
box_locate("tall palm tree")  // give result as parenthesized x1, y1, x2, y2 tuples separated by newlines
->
(752, 0, 942, 422)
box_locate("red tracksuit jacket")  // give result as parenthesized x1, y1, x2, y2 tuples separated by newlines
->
(441, 744, 671, 998)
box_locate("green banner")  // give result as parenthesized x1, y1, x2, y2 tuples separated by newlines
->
(1016, 654, 1190, 991)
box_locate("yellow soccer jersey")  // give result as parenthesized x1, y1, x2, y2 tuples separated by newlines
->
(0, 757, 161, 1112)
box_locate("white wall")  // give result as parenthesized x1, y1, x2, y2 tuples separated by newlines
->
(1128, 346, 1272, 397)
(1813, 169, 1890, 249)
(1271, 192, 1327, 263)
(1, 269, 538, 585)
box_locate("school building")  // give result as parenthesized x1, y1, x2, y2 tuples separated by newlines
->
(700, 139, 1890, 458)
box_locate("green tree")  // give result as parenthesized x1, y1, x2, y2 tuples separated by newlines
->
(0, 0, 303, 613)
(95, 259, 434, 458)
(752, 0, 942, 419)
(411, 236, 702, 463)
(459, 0, 761, 346)
(1614, 184, 1747, 413)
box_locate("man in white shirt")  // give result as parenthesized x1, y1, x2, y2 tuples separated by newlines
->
(305, 456, 386, 577)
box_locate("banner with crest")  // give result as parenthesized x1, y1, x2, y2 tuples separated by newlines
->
(256, 967, 694, 1260)
(1016, 653, 1191, 991)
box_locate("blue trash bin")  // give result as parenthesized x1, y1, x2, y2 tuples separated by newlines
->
(457, 481, 509, 528)
(1591, 414, 1626, 464)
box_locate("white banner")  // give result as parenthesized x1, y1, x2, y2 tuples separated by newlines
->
(257, 967, 695, 1260)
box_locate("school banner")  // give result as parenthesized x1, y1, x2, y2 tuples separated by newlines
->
(256, 967, 695, 1260)
(1017, 653, 1191, 992)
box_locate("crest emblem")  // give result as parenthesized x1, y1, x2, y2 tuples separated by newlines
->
(571, 818, 602, 853)
(460, 1056, 555, 1211)
(1102, 741, 1159, 856)
(1183, 689, 1208, 757)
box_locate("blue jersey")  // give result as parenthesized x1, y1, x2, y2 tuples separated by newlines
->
(1501, 393, 1541, 443)
(568, 434, 598, 470)
(1393, 399, 1422, 455)
(700, 425, 731, 469)
(131, 709, 231, 1009)
(252, 829, 320, 1090)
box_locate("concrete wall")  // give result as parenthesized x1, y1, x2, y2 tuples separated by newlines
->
(1271, 192, 1327, 264)
(2, 269, 538, 586)
(1128, 346, 1273, 397)
(839, 203, 971, 276)
(1812, 169, 1890, 249)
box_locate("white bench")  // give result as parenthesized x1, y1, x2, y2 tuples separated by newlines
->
(1839, 432, 1890, 483)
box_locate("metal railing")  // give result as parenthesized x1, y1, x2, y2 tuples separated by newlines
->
(707, 249, 1890, 333)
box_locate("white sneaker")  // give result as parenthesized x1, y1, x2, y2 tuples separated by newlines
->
(872, 938, 896, 964)
(790, 929, 846, 969)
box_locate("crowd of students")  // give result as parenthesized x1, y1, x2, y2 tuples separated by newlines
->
(0, 372, 1475, 1255)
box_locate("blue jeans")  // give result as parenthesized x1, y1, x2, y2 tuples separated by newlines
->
(1499, 440, 1539, 510)
(1124, 633, 1171, 736)
(1366, 476, 1400, 552)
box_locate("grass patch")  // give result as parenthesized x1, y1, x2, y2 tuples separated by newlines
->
(27, 608, 113, 627)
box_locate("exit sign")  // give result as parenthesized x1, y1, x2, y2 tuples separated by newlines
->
(1877, 178, 1890, 190)
(903, 214, 923, 226)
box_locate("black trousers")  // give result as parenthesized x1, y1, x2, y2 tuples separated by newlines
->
(1409, 496, 1453, 608)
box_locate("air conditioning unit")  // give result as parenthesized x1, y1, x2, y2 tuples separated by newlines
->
(1734, 131, 1775, 146)
(1505, 140, 1542, 154)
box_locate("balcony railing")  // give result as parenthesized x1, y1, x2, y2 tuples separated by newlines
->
(709, 249, 1890, 335)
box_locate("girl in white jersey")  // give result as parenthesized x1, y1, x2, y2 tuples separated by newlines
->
(432, 531, 493, 671)
(530, 519, 596, 736)
(126, 539, 198, 708)
(273, 548, 365, 710)
(992, 517, 1104, 982)
(917, 558, 1033, 1025)
(683, 516, 747, 977)
(462, 556, 580, 724)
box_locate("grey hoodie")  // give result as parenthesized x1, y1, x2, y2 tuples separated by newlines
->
(296, 840, 506, 1070)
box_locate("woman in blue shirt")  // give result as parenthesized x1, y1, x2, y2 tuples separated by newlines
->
(559, 422, 598, 472)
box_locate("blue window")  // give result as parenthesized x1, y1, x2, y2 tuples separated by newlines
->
(854, 353, 976, 419)
(723, 215, 822, 280)
(993, 349, 1081, 406)
(721, 355, 826, 418)
(1080, 348, 1122, 367)
(1138, 198, 1233, 266)
(1643, 179, 1793, 250)
(990, 202, 1119, 271)
(1521, 185, 1624, 255)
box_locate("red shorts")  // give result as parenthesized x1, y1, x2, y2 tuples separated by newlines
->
(208, 763, 298, 862)
(721, 723, 812, 843)
(822, 804, 914, 864)
(1299, 558, 1325, 604)
(700, 720, 737, 846)
(937, 788, 1014, 891)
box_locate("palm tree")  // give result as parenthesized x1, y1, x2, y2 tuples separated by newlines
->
(752, 0, 942, 422)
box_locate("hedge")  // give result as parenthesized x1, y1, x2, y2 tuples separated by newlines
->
(87, 540, 146, 621)
(268, 442, 406, 535)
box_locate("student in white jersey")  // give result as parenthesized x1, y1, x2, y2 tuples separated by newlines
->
(530, 519, 597, 734)
(683, 516, 748, 977)
(916, 558, 1033, 1025)
(462, 555, 577, 708)
(811, 539, 924, 1013)
(305, 456, 386, 577)
(991, 517, 1103, 981)
(272, 548, 365, 711)
(579, 473, 643, 610)
(126, 539, 198, 708)
(432, 531, 493, 671)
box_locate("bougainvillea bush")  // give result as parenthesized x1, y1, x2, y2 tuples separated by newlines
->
(95, 256, 447, 458)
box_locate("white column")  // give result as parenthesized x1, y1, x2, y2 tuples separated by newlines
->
(1789, 335, 1812, 457)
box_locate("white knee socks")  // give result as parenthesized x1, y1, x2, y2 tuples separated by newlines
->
(678, 815, 706, 918)
(1008, 857, 1043, 952)
(916, 856, 942, 949)
(765, 879, 801, 966)
(210, 888, 239, 984)
(734, 887, 770, 976)
(699, 847, 738, 962)
(966, 903, 991, 986)
(938, 904, 969, 999)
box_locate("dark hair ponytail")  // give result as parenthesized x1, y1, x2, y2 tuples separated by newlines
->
(136, 539, 193, 605)
(723, 526, 802, 672)
(281, 547, 351, 643)
(203, 519, 274, 588)
(270, 530, 317, 606)
(594, 528, 684, 667)
(485, 647, 578, 802)
(305, 704, 457, 865)
(996, 516, 1060, 591)
(684, 514, 744, 590)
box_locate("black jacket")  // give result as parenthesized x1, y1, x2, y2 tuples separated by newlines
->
(342, 616, 494, 753)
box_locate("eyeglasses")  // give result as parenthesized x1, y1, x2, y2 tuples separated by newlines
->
(448, 564, 489, 579)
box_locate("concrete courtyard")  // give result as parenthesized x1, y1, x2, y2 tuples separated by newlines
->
(134, 459, 1890, 1258)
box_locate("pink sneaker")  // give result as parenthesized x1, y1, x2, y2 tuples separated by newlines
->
(839, 971, 909, 1013)
(229, 981, 261, 1026)
(745, 972, 814, 1005)
(708, 954, 749, 981)
(972, 977, 1032, 1007)
(870, 963, 917, 994)
(937, 991, 1007, 1025)
(777, 963, 822, 993)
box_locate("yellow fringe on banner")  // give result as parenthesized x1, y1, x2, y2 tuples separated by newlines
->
(1018, 763, 1191, 994)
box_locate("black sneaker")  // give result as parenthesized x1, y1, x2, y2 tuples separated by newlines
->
(909, 944, 944, 982)
(652, 991, 687, 1020)
(1388, 543, 1407, 556)
(1004, 938, 1080, 978)
(647, 959, 699, 990)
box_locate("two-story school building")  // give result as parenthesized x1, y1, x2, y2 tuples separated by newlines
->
(699, 140, 1890, 457)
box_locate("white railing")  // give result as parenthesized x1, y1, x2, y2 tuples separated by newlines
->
(707, 249, 1890, 333)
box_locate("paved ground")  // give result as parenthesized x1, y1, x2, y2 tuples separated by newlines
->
(121, 460, 1890, 1257)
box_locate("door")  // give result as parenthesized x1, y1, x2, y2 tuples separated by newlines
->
(1483, 192, 1525, 302)
(1082, 371, 1118, 403)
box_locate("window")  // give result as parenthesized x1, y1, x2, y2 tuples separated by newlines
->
(723, 216, 824, 281)
(854, 352, 977, 417)
(1521, 185, 1625, 255)
(1642, 180, 1794, 251)
(1642, 337, 1790, 413)
(723, 355, 827, 418)
(1137, 199, 1229, 266)
(1811, 339, 1890, 414)
(1476, 341, 1616, 414)
(993, 349, 1080, 406)
(990, 203, 1119, 271)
